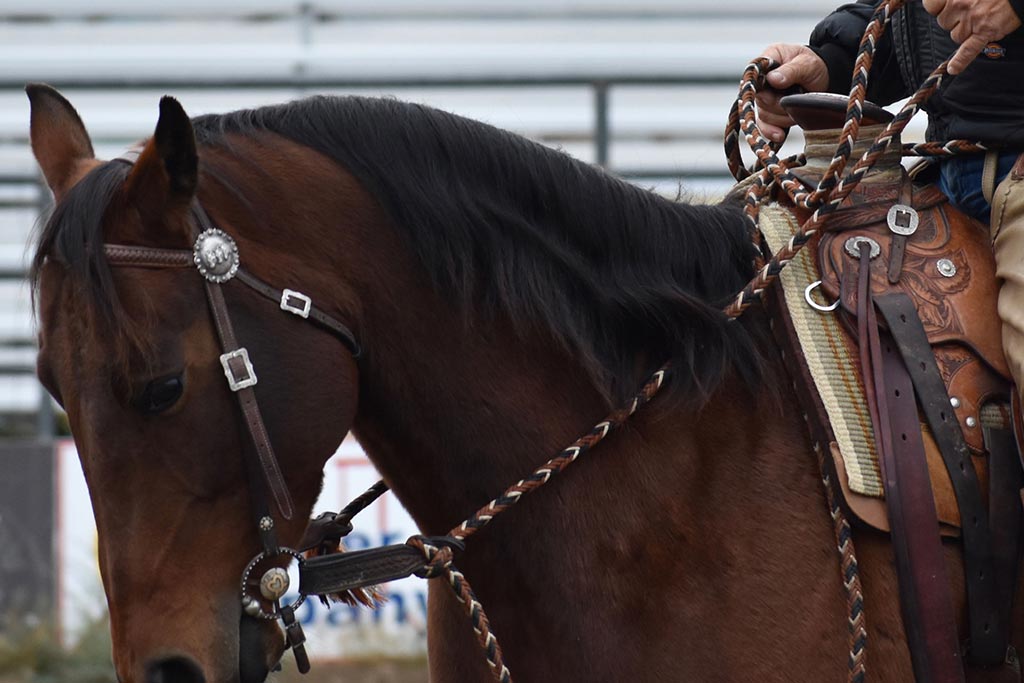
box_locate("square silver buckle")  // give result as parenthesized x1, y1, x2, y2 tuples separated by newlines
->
(280, 289, 312, 319)
(220, 348, 257, 391)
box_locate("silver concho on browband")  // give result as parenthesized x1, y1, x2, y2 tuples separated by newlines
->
(194, 228, 240, 283)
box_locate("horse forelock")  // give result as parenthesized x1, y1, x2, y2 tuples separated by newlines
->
(30, 160, 157, 380)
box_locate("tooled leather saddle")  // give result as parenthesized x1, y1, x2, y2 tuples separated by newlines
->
(761, 94, 1024, 682)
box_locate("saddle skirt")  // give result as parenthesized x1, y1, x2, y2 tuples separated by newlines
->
(757, 125, 1012, 535)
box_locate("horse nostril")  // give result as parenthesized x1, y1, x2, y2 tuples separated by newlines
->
(145, 656, 206, 683)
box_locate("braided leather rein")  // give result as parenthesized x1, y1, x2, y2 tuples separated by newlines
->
(299, 366, 670, 683)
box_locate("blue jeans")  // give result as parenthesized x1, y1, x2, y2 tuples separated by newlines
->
(939, 151, 1020, 223)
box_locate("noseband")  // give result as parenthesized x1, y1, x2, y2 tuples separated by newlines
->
(104, 199, 361, 671)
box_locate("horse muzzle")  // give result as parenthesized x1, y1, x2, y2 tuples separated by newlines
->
(145, 656, 206, 683)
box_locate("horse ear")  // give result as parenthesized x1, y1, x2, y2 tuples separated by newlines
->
(26, 83, 96, 201)
(123, 96, 198, 232)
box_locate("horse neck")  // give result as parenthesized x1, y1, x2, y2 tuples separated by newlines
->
(210, 135, 808, 539)
(348, 243, 616, 534)
(332, 196, 803, 544)
(193, 135, 876, 681)
(198, 135, 607, 532)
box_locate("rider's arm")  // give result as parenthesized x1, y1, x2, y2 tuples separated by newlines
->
(809, 0, 908, 105)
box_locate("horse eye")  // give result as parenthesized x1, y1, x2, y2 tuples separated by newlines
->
(135, 374, 184, 414)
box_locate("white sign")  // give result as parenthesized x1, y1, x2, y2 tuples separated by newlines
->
(55, 436, 428, 659)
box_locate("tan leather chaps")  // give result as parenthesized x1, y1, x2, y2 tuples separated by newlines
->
(991, 154, 1024, 402)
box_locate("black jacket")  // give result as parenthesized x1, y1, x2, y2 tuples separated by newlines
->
(809, 0, 1024, 148)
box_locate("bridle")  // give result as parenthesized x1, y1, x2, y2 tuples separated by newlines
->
(104, 197, 363, 672)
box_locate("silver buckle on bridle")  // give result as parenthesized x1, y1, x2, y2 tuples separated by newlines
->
(220, 348, 257, 391)
(280, 289, 312, 318)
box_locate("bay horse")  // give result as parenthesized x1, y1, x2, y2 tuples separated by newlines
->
(27, 83, 1024, 683)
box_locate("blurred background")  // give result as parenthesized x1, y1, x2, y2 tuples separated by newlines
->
(0, 2, 926, 681)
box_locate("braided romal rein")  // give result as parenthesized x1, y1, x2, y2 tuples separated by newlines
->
(719, 1, 986, 681)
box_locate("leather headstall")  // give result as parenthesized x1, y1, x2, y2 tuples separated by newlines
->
(102, 200, 361, 672)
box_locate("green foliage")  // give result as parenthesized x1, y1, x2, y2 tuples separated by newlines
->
(0, 614, 429, 682)
(0, 616, 115, 683)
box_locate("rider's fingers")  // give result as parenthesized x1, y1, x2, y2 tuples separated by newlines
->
(756, 90, 789, 121)
(922, 0, 947, 15)
(764, 51, 828, 93)
(766, 59, 809, 89)
(949, 19, 970, 44)
(757, 88, 783, 110)
(755, 118, 788, 143)
(948, 34, 987, 74)
(934, 8, 959, 31)
(757, 104, 796, 141)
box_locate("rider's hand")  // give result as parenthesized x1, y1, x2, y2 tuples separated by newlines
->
(923, 0, 1022, 74)
(755, 44, 830, 142)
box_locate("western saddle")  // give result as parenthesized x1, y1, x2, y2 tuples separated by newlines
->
(763, 93, 1024, 682)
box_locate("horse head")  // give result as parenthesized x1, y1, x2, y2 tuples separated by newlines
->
(29, 85, 359, 682)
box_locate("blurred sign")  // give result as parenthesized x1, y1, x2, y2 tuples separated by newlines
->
(55, 436, 428, 658)
(0, 441, 53, 626)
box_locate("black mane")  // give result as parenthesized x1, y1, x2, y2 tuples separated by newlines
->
(36, 95, 762, 403)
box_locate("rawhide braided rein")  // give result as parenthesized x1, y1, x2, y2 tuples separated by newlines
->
(402, 364, 670, 683)
(725, 0, 901, 208)
(725, 59, 957, 319)
(815, 439, 868, 682)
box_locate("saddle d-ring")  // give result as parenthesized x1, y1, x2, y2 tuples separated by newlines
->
(804, 280, 840, 312)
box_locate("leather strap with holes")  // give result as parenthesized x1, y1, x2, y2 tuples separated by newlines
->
(857, 248, 965, 682)
(202, 275, 295, 520)
(875, 293, 1006, 666)
(234, 269, 359, 356)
